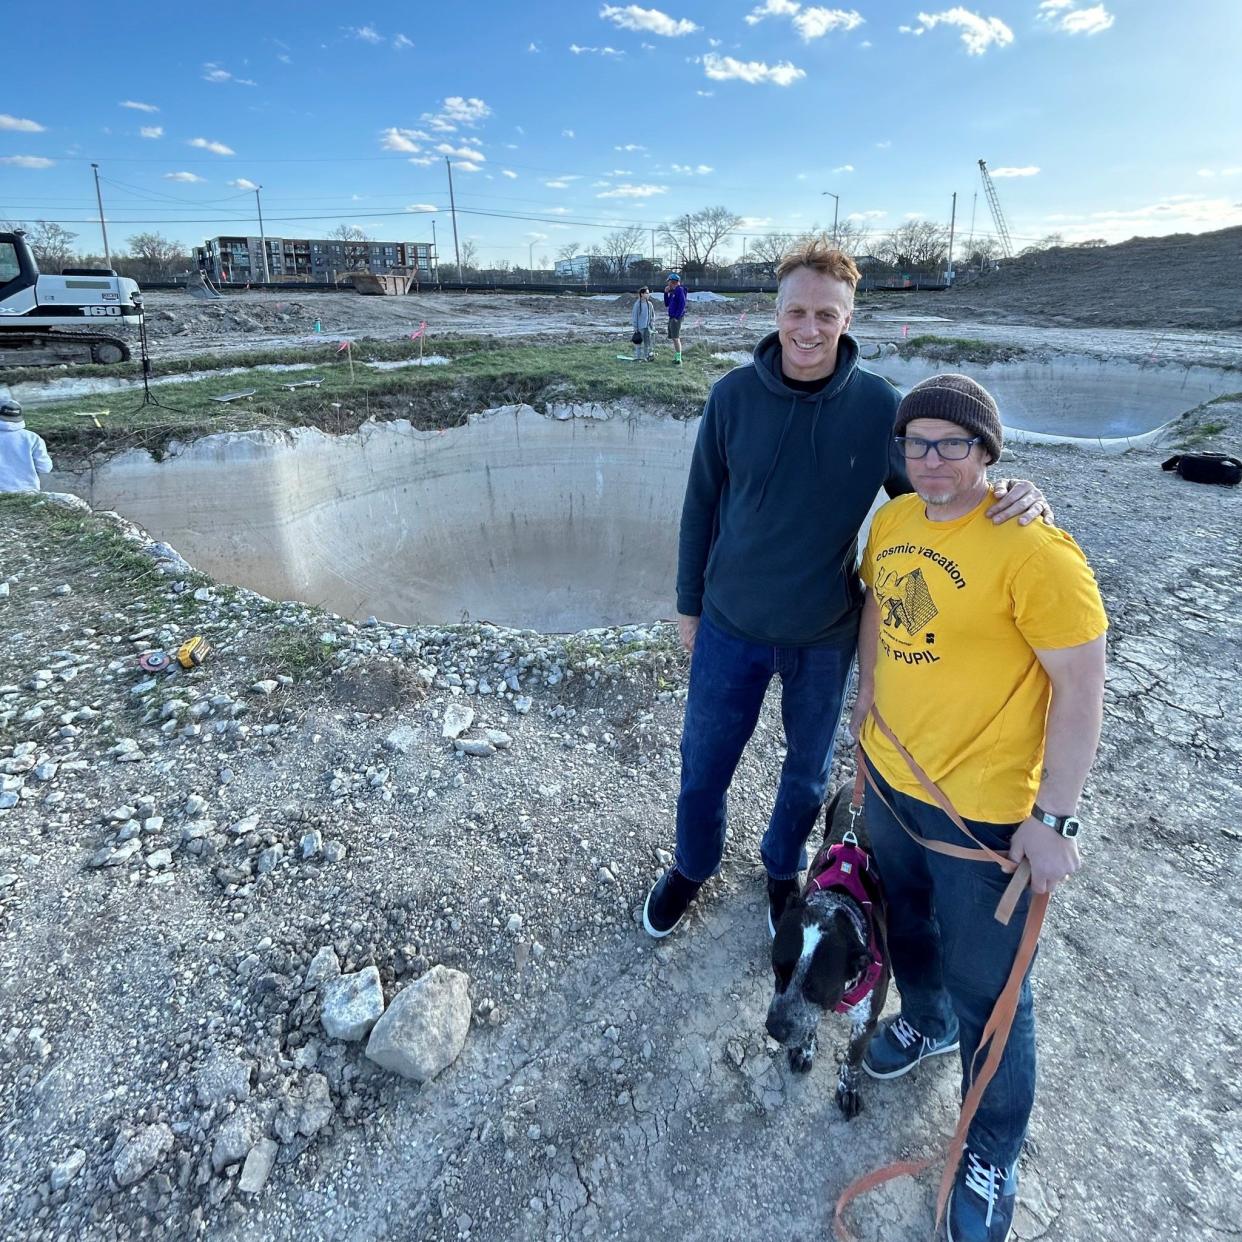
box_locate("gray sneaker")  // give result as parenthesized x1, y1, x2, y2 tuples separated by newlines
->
(863, 1014, 960, 1079)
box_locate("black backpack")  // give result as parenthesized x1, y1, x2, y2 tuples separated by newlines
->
(1162, 453, 1242, 486)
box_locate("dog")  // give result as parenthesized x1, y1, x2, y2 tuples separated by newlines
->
(765, 784, 890, 1118)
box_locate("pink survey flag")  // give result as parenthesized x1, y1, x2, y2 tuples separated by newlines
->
(739, 312, 748, 326)
(410, 321, 427, 340)
(337, 339, 352, 352)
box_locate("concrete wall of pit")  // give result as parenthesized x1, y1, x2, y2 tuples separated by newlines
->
(52, 405, 700, 633)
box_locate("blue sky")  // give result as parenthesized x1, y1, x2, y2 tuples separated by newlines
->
(2, 1, 1239, 266)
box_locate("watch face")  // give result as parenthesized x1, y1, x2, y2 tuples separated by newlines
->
(1061, 817, 1081, 839)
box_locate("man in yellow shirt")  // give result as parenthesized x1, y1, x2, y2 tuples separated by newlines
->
(848, 374, 1108, 1242)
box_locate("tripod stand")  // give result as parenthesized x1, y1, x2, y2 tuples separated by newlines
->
(121, 294, 187, 415)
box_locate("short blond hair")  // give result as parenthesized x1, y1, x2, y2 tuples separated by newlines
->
(776, 239, 860, 291)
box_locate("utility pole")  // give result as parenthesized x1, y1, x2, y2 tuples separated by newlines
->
(965, 191, 978, 266)
(651, 227, 656, 269)
(822, 191, 840, 247)
(528, 240, 534, 277)
(91, 163, 112, 269)
(431, 218, 439, 287)
(946, 191, 957, 285)
(444, 157, 462, 277)
(254, 185, 271, 283)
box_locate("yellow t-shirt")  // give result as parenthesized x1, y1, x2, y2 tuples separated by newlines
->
(858, 488, 1108, 823)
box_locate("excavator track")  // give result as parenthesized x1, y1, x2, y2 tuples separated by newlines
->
(0, 329, 133, 368)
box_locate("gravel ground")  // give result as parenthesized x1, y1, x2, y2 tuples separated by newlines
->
(1, 388, 1239, 1241)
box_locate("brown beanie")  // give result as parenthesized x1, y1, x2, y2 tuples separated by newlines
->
(894, 373, 1002, 464)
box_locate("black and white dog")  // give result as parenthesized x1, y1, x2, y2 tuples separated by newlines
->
(765, 786, 890, 1118)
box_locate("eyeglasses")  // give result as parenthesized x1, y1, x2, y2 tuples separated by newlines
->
(894, 435, 981, 461)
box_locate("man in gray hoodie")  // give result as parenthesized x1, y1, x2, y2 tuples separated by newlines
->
(0, 398, 53, 493)
(630, 286, 657, 361)
(643, 240, 1049, 940)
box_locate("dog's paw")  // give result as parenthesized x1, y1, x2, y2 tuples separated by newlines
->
(788, 1045, 815, 1074)
(836, 1067, 864, 1119)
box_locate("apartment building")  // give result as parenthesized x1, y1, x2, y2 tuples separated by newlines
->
(194, 236, 436, 284)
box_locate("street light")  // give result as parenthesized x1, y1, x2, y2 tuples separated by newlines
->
(821, 191, 840, 247)
(529, 241, 534, 276)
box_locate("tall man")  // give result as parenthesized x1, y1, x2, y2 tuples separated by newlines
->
(663, 272, 687, 365)
(850, 374, 1107, 1241)
(643, 241, 1049, 940)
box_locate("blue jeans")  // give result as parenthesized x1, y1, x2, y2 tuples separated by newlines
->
(863, 756, 1037, 1169)
(675, 613, 854, 884)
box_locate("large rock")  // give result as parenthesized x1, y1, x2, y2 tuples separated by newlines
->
(321, 966, 385, 1041)
(238, 1138, 278, 1194)
(441, 704, 474, 740)
(112, 1123, 173, 1187)
(211, 1109, 258, 1173)
(272, 1073, 334, 1143)
(365, 965, 471, 1083)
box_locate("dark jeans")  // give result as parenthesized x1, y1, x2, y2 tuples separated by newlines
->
(863, 756, 1037, 1169)
(675, 613, 854, 884)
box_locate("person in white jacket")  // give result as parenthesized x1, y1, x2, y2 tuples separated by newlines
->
(0, 399, 53, 493)
(630, 287, 657, 362)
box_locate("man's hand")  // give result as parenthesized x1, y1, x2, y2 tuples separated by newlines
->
(989, 478, 1053, 527)
(1009, 818, 1081, 895)
(677, 613, 700, 653)
(847, 687, 873, 745)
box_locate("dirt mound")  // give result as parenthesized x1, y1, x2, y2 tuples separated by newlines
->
(946, 225, 1242, 330)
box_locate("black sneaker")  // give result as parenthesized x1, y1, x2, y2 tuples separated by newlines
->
(642, 868, 702, 938)
(767, 875, 800, 938)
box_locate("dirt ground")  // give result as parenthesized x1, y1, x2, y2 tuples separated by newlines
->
(2, 375, 1240, 1241)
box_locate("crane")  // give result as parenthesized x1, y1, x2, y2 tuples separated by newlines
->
(977, 160, 1014, 259)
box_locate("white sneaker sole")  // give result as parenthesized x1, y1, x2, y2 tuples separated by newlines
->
(642, 890, 683, 939)
(863, 1037, 960, 1080)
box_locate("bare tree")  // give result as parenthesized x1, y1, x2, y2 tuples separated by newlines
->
(876, 220, 949, 270)
(745, 232, 793, 279)
(329, 224, 369, 242)
(556, 241, 581, 263)
(660, 205, 742, 275)
(1018, 232, 1066, 256)
(833, 219, 872, 257)
(118, 232, 190, 281)
(459, 239, 479, 272)
(2, 220, 79, 273)
(599, 225, 646, 277)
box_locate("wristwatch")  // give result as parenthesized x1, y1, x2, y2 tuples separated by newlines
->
(1031, 803, 1081, 839)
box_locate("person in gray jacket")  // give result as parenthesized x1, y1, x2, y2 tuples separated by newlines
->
(630, 286, 657, 362)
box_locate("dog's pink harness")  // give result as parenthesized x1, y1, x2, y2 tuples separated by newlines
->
(806, 830, 885, 1013)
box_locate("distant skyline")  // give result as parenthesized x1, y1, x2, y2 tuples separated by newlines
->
(2, 1, 1239, 265)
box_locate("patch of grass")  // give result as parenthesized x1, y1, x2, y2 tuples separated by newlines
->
(0, 493, 176, 602)
(267, 627, 336, 683)
(23, 341, 723, 464)
(898, 335, 1029, 365)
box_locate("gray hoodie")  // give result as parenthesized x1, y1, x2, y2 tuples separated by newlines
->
(0, 418, 53, 493)
(676, 330, 908, 646)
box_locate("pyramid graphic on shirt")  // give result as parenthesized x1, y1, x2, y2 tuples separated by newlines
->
(877, 566, 939, 637)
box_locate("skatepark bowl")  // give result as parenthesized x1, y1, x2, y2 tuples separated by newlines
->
(53, 356, 1232, 633)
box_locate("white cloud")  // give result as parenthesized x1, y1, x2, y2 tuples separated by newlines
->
(381, 127, 428, 153)
(696, 89, 715, 97)
(570, 43, 625, 55)
(597, 182, 668, 198)
(563, 129, 576, 138)
(0, 114, 45, 132)
(833, 163, 855, 173)
(745, 0, 800, 24)
(528, 41, 541, 52)
(202, 63, 256, 85)
(738, 216, 773, 229)
(164, 171, 205, 182)
(436, 143, 486, 161)
(615, 143, 647, 152)
(703, 53, 806, 86)
(405, 203, 438, 212)
(991, 165, 1040, 177)
(899, 9, 1014, 55)
(1198, 167, 1242, 178)
(793, 7, 865, 39)
(1, 155, 54, 168)
(671, 163, 714, 174)
(119, 100, 159, 113)
(408, 156, 435, 166)
(599, 4, 699, 37)
(548, 207, 572, 215)
(189, 137, 235, 155)
(229, 178, 259, 190)
(502, 169, 519, 179)
(849, 209, 887, 220)
(545, 179, 572, 189)
(875, 139, 892, 149)
(1051, 194, 1242, 243)
(442, 97, 491, 125)
(455, 161, 483, 173)
(1038, 0, 1114, 34)
(393, 33, 414, 49)
(349, 25, 383, 43)
(140, 126, 163, 139)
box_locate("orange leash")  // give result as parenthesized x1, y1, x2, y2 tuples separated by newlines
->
(832, 710, 1048, 1241)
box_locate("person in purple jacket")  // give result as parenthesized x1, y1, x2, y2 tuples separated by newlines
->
(663, 272, 687, 365)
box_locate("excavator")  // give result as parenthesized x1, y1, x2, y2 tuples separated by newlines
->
(0, 229, 142, 367)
